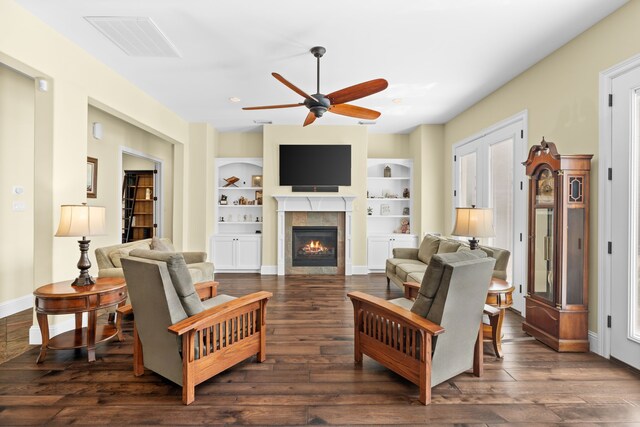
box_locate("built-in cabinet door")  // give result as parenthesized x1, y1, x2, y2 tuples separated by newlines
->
(368, 235, 418, 271)
(212, 236, 235, 270)
(236, 236, 261, 270)
(367, 236, 391, 270)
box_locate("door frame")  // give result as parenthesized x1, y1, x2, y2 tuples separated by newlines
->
(598, 53, 640, 358)
(451, 110, 528, 314)
(119, 146, 164, 238)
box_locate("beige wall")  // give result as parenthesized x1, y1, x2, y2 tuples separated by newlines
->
(368, 134, 410, 158)
(443, 0, 640, 332)
(0, 0, 190, 324)
(0, 65, 34, 304)
(217, 132, 263, 158)
(262, 125, 368, 267)
(123, 154, 156, 170)
(87, 107, 175, 269)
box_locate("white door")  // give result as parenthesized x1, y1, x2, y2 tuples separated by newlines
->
(236, 236, 261, 270)
(610, 66, 640, 369)
(212, 236, 235, 270)
(454, 116, 527, 313)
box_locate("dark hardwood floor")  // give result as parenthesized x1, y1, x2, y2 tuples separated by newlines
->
(1, 273, 639, 425)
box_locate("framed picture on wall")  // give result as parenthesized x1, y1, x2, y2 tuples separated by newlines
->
(87, 157, 98, 198)
(252, 175, 262, 188)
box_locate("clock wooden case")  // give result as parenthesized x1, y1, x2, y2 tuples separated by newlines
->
(522, 138, 592, 352)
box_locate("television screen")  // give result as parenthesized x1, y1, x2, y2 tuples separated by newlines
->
(279, 145, 351, 186)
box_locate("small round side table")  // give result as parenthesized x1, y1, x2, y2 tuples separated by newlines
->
(33, 277, 127, 363)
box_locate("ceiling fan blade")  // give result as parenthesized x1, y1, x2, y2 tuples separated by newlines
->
(326, 79, 388, 105)
(272, 73, 317, 101)
(329, 104, 381, 120)
(242, 103, 304, 110)
(303, 111, 316, 127)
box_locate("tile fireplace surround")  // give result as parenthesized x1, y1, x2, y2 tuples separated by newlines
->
(273, 195, 356, 276)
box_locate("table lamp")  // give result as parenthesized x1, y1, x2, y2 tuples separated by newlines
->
(55, 203, 106, 286)
(451, 205, 494, 250)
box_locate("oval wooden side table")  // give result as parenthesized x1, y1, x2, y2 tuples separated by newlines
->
(33, 277, 127, 363)
(483, 277, 515, 358)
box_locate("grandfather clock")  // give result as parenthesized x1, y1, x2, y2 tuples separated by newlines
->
(522, 138, 592, 352)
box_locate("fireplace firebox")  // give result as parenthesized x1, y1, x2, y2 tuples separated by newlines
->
(292, 226, 338, 267)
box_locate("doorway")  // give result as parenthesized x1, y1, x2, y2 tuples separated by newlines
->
(601, 56, 640, 369)
(453, 112, 528, 313)
(121, 149, 162, 242)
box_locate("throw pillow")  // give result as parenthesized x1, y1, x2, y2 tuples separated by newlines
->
(436, 239, 461, 254)
(417, 234, 441, 264)
(109, 242, 151, 268)
(151, 237, 174, 252)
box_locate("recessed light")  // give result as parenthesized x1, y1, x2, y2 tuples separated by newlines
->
(229, 97, 241, 103)
(253, 120, 272, 125)
(358, 121, 376, 125)
(392, 98, 402, 104)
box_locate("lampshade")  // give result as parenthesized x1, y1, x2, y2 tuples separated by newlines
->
(451, 206, 495, 238)
(55, 204, 106, 237)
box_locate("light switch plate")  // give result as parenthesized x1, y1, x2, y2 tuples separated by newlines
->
(12, 186, 24, 195)
(12, 201, 26, 211)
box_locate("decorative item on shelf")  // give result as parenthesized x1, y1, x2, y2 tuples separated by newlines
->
(402, 207, 410, 216)
(131, 216, 136, 226)
(256, 190, 263, 205)
(395, 218, 410, 234)
(145, 188, 152, 200)
(55, 203, 106, 286)
(367, 207, 373, 215)
(384, 165, 391, 177)
(223, 176, 240, 187)
(366, 190, 369, 198)
(451, 205, 494, 250)
(380, 204, 391, 216)
(256, 230, 262, 234)
(243, 214, 248, 222)
(256, 216, 260, 222)
(251, 175, 263, 187)
(220, 217, 224, 222)
(233, 200, 239, 205)
(238, 196, 247, 205)
(219, 194, 228, 205)
(403, 187, 410, 198)
(87, 157, 98, 198)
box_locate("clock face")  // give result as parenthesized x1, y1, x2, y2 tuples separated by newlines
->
(537, 169, 554, 202)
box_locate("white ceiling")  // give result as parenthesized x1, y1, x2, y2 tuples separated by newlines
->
(16, 0, 627, 134)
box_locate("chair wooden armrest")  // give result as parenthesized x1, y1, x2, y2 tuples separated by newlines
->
(348, 291, 444, 336)
(168, 291, 272, 336)
(116, 304, 133, 316)
(402, 281, 421, 299)
(194, 281, 218, 300)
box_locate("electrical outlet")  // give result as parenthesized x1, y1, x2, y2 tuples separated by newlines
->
(12, 201, 26, 211)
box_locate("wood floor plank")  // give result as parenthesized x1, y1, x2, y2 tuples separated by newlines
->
(0, 272, 638, 425)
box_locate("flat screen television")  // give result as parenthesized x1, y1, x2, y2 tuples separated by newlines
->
(279, 144, 351, 186)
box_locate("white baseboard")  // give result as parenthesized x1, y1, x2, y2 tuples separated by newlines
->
(0, 294, 33, 319)
(351, 265, 370, 275)
(29, 314, 87, 345)
(260, 265, 277, 275)
(588, 330, 600, 355)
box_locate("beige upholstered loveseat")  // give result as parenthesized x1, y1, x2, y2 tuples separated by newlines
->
(95, 237, 214, 283)
(386, 234, 510, 289)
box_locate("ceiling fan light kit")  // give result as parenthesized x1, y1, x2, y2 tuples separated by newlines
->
(243, 46, 388, 127)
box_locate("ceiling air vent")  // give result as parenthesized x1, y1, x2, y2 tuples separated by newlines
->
(84, 16, 180, 57)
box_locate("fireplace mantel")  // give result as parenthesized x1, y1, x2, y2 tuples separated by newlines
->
(273, 195, 356, 275)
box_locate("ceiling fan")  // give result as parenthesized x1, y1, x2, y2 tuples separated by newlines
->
(243, 46, 388, 126)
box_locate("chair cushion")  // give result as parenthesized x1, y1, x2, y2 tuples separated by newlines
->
(411, 251, 487, 318)
(417, 234, 441, 264)
(407, 272, 425, 283)
(151, 237, 175, 252)
(396, 263, 428, 282)
(109, 242, 151, 268)
(202, 294, 237, 309)
(129, 249, 204, 316)
(436, 239, 462, 254)
(388, 297, 414, 311)
(386, 258, 424, 276)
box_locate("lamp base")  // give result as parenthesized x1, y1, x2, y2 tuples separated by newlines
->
(72, 238, 96, 287)
(468, 238, 480, 250)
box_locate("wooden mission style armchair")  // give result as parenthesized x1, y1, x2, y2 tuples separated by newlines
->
(348, 251, 495, 405)
(119, 250, 271, 405)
